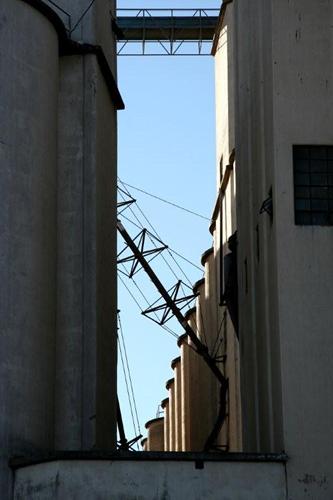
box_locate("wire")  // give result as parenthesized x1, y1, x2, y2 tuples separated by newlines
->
(70, 0, 96, 33)
(211, 310, 227, 359)
(169, 248, 203, 272)
(120, 180, 210, 221)
(118, 273, 142, 310)
(118, 270, 179, 340)
(199, 303, 209, 349)
(121, 213, 203, 272)
(118, 179, 194, 287)
(117, 316, 138, 443)
(118, 313, 141, 439)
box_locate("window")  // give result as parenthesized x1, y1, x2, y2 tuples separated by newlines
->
(219, 155, 223, 184)
(293, 145, 333, 225)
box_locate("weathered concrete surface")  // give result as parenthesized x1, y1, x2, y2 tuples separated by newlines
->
(46, 0, 117, 73)
(55, 53, 118, 451)
(13, 458, 287, 500)
(231, 0, 333, 498)
(0, 1, 59, 497)
(1, 0, 119, 497)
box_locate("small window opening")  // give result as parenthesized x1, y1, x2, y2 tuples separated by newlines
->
(255, 225, 260, 262)
(293, 145, 333, 225)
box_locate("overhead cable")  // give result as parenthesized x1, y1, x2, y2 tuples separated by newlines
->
(118, 179, 195, 288)
(120, 180, 210, 221)
(117, 314, 139, 443)
(121, 213, 202, 272)
(118, 312, 141, 440)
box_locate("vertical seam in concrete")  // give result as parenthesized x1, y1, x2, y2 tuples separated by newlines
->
(81, 54, 86, 449)
(284, 461, 289, 499)
(53, 54, 59, 450)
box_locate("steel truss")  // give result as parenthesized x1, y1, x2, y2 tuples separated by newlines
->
(116, 9, 219, 56)
(118, 228, 168, 278)
(142, 281, 197, 326)
(117, 186, 136, 215)
(117, 219, 228, 451)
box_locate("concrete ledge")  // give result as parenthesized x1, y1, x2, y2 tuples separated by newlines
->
(20, 0, 125, 110)
(10, 450, 287, 469)
(12, 455, 287, 500)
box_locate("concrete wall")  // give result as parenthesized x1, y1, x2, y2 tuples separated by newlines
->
(233, 0, 283, 454)
(271, 1, 333, 498)
(55, 53, 118, 451)
(232, 0, 333, 498)
(1, 0, 119, 496)
(0, 1, 59, 497)
(13, 458, 287, 500)
(213, 3, 242, 452)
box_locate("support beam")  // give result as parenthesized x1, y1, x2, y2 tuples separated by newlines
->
(117, 219, 228, 450)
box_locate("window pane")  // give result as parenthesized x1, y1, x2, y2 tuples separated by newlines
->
(311, 187, 329, 199)
(310, 160, 327, 173)
(294, 159, 309, 172)
(311, 173, 327, 186)
(312, 212, 329, 225)
(294, 146, 309, 159)
(295, 199, 311, 211)
(295, 186, 310, 198)
(311, 199, 329, 211)
(295, 211, 312, 225)
(295, 173, 310, 186)
(294, 145, 333, 226)
(310, 146, 327, 159)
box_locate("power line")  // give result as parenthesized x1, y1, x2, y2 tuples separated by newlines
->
(120, 180, 210, 221)
(118, 312, 141, 439)
(120, 213, 203, 272)
(118, 179, 195, 288)
(118, 271, 179, 340)
(70, 0, 96, 33)
(117, 315, 138, 443)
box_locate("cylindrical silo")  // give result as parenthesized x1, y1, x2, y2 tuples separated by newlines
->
(0, 0, 59, 496)
(166, 378, 175, 451)
(202, 249, 221, 448)
(184, 306, 204, 451)
(141, 437, 148, 451)
(161, 397, 170, 451)
(145, 417, 164, 451)
(171, 356, 182, 451)
(178, 331, 191, 451)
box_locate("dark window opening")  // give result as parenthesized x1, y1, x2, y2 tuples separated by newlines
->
(255, 224, 260, 262)
(222, 232, 239, 337)
(244, 258, 248, 295)
(293, 145, 333, 225)
(219, 155, 223, 184)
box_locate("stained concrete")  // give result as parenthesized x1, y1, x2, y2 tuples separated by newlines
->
(0, 1, 59, 497)
(13, 456, 287, 500)
(230, 0, 333, 498)
(1, 0, 119, 497)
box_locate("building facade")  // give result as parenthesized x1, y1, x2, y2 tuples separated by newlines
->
(2, 0, 333, 499)
(144, 1, 333, 499)
(0, 0, 122, 497)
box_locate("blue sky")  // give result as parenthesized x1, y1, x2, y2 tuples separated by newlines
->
(117, 0, 221, 446)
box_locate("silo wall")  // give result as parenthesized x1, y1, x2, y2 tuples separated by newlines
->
(0, 0, 59, 496)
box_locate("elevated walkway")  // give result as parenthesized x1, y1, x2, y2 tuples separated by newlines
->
(116, 9, 219, 56)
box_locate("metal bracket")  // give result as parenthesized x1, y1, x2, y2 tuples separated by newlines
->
(118, 228, 168, 278)
(142, 280, 197, 326)
(117, 186, 136, 215)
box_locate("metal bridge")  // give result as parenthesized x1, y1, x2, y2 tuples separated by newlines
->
(44, 2, 220, 56)
(115, 9, 220, 56)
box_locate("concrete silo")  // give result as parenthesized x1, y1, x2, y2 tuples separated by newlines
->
(0, 0, 123, 496)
